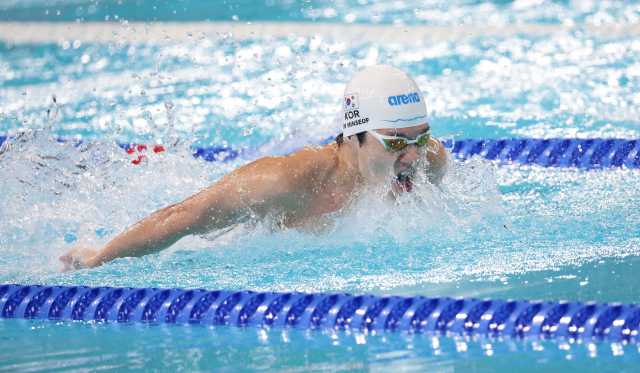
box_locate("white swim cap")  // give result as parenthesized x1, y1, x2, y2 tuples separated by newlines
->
(342, 65, 428, 137)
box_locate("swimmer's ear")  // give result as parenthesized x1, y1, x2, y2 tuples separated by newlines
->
(341, 132, 365, 151)
(341, 133, 358, 152)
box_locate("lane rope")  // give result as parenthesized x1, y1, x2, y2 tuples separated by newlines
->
(2, 136, 637, 169)
(1, 284, 638, 342)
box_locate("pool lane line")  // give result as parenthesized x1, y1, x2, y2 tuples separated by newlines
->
(2, 135, 638, 169)
(1, 283, 639, 343)
(449, 138, 640, 169)
(1, 22, 639, 46)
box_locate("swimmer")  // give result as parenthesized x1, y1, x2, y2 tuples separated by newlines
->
(60, 65, 448, 270)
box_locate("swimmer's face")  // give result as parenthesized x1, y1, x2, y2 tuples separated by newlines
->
(352, 122, 431, 193)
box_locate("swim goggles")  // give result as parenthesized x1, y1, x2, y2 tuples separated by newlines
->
(366, 130, 431, 153)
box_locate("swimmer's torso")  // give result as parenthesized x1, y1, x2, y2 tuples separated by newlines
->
(208, 138, 446, 231)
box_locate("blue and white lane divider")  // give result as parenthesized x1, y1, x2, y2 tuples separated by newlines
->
(1, 135, 639, 169)
(2, 284, 640, 342)
(450, 138, 640, 169)
(192, 137, 640, 169)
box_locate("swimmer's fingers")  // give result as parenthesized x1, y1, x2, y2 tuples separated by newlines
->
(59, 246, 98, 272)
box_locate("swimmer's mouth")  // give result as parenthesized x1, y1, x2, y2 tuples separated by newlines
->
(395, 170, 414, 193)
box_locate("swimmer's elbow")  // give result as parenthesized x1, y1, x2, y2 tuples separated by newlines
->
(426, 140, 448, 184)
(428, 139, 447, 164)
(154, 202, 204, 238)
(438, 145, 449, 169)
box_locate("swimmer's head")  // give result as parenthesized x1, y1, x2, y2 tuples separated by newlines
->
(339, 66, 431, 194)
(341, 65, 428, 138)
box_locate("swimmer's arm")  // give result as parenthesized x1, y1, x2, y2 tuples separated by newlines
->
(426, 137, 448, 184)
(60, 155, 307, 270)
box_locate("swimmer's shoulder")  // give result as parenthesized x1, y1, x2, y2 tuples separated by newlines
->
(278, 142, 340, 181)
(293, 142, 339, 168)
(237, 143, 336, 180)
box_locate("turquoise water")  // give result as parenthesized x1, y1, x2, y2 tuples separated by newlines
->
(2, 0, 640, 26)
(2, 0, 640, 371)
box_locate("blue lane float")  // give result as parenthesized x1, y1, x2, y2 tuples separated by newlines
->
(1, 136, 640, 169)
(2, 284, 640, 343)
(448, 138, 640, 169)
(190, 137, 640, 169)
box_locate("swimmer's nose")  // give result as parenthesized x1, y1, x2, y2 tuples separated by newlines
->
(397, 143, 419, 165)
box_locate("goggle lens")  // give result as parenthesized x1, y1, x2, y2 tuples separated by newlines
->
(383, 138, 408, 152)
(417, 133, 430, 146)
(382, 133, 430, 152)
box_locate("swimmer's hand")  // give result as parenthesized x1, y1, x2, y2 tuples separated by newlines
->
(59, 246, 99, 272)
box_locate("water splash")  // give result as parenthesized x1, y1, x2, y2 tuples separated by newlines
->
(0, 118, 506, 291)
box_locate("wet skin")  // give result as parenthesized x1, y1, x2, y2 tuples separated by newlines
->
(60, 123, 447, 270)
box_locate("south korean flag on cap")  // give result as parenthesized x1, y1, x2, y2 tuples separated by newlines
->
(344, 93, 359, 111)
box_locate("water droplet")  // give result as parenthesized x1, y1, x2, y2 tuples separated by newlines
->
(232, 15, 239, 21)
(187, 31, 192, 38)
(165, 36, 171, 41)
(109, 99, 116, 106)
(45, 10, 49, 14)
(165, 102, 173, 110)
(141, 90, 146, 96)
(21, 91, 26, 96)
(56, 10, 60, 15)
(105, 15, 109, 21)
(145, 26, 151, 34)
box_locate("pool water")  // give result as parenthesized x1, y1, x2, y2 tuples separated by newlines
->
(2, 0, 640, 371)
